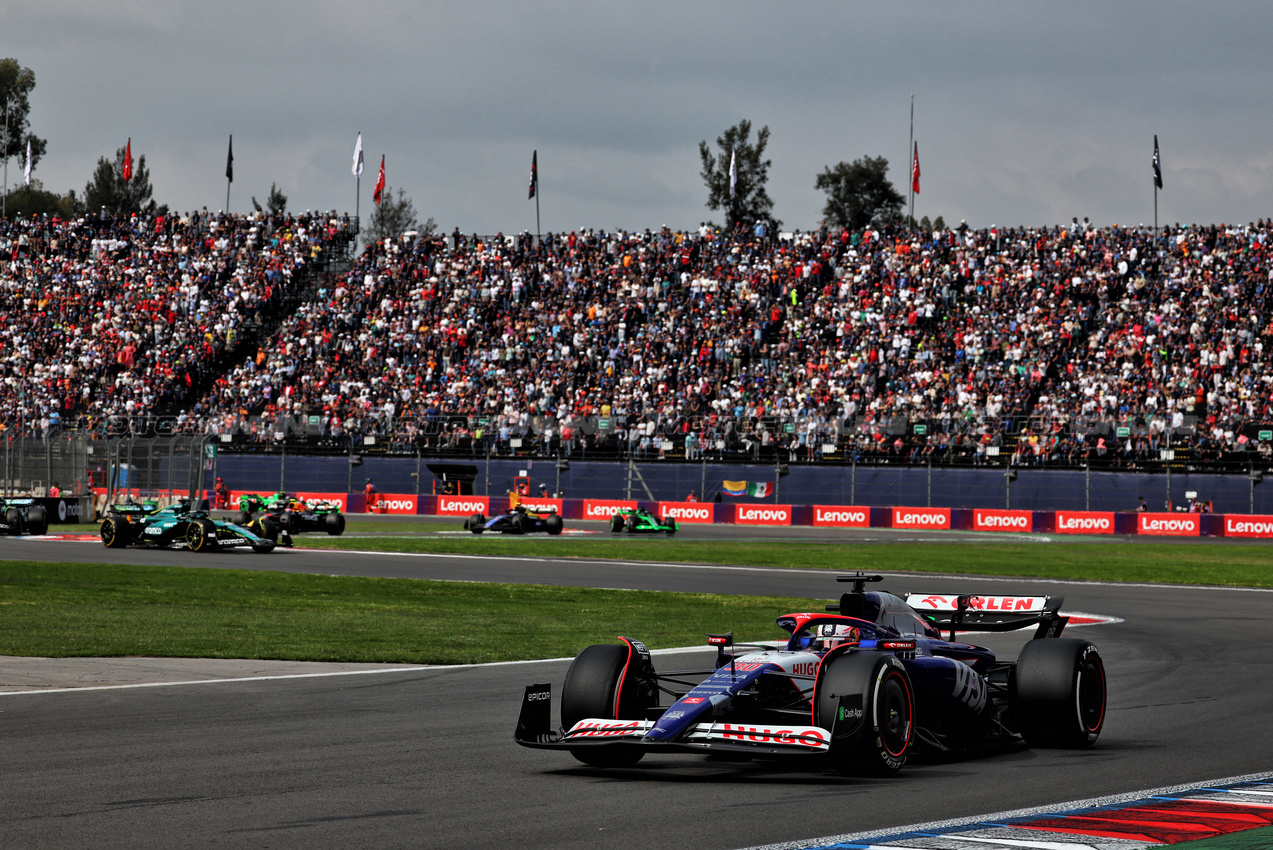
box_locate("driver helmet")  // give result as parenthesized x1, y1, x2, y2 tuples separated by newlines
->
(806, 623, 861, 652)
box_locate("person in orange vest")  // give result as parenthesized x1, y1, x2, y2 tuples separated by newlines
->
(215, 477, 229, 509)
(364, 478, 378, 512)
(686, 490, 699, 502)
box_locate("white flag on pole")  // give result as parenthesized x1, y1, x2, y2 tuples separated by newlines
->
(352, 133, 364, 178)
(728, 149, 737, 198)
(24, 139, 32, 186)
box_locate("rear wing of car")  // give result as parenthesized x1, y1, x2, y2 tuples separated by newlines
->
(5, 497, 35, 506)
(108, 503, 154, 517)
(904, 593, 1068, 640)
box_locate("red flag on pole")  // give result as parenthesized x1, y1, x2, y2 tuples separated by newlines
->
(373, 155, 385, 205)
(123, 138, 133, 182)
(911, 142, 921, 194)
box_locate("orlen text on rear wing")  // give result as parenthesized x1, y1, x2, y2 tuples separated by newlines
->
(904, 593, 1067, 640)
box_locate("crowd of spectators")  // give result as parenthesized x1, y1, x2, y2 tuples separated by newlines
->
(185, 215, 1273, 471)
(0, 209, 354, 439)
(6, 204, 1273, 472)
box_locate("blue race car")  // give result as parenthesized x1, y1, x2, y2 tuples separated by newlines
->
(465, 505, 563, 535)
(515, 573, 1106, 775)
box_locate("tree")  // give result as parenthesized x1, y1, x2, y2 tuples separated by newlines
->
(698, 120, 780, 232)
(83, 146, 155, 215)
(366, 186, 420, 242)
(253, 182, 287, 216)
(814, 156, 904, 231)
(3, 180, 77, 219)
(0, 58, 47, 186)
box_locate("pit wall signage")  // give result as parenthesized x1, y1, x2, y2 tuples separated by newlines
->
(657, 502, 714, 524)
(581, 499, 638, 520)
(890, 507, 950, 529)
(971, 509, 1034, 532)
(1220, 514, 1273, 538)
(1053, 511, 1116, 534)
(436, 495, 491, 516)
(1137, 512, 1200, 536)
(370, 494, 419, 515)
(733, 504, 792, 526)
(811, 506, 871, 528)
(518, 498, 563, 514)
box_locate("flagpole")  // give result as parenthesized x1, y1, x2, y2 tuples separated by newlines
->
(2, 98, 8, 218)
(907, 93, 915, 227)
(225, 134, 232, 213)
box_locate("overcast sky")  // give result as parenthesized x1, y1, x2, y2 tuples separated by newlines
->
(4, 1, 1272, 234)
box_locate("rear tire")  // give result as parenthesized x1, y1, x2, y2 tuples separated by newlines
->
(238, 510, 252, 526)
(1012, 638, 1106, 748)
(325, 512, 345, 535)
(546, 514, 563, 535)
(815, 651, 913, 776)
(561, 644, 649, 768)
(26, 506, 47, 536)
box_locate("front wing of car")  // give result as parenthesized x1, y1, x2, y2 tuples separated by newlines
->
(516, 683, 852, 758)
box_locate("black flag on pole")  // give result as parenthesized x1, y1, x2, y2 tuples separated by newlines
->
(226, 135, 234, 182)
(1153, 135, 1163, 189)
(528, 150, 538, 200)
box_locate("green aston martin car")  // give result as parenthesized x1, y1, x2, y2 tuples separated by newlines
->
(100, 498, 277, 553)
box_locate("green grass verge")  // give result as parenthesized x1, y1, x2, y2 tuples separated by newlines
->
(298, 535, 1273, 589)
(0, 560, 813, 664)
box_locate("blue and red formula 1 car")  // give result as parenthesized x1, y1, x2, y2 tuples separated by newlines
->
(464, 504, 563, 535)
(516, 573, 1106, 775)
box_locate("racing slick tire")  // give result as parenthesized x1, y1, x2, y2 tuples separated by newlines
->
(1011, 638, 1106, 749)
(560, 644, 652, 768)
(512, 514, 528, 535)
(815, 651, 913, 776)
(251, 519, 278, 554)
(5, 507, 21, 532)
(186, 518, 216, 553)
(279, 510, 295, 533)
(100, 515, 131, 548)
(545, 514, 563, 536)
(237, 510, 253, 526)
(664, 517, 677, 536)
(26, 506, 47, 536)
(467, 513, 486, 534)
(324, 512, 345, 536)
(247, 518, 278, 541)
(609, 514, 625, 533)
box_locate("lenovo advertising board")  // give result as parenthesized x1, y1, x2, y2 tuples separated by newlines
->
(734, 504, 792, 526)
(810, 506, 871, 528)
(890, 507, 950, 530)
(370, 494, 419, 515)
(581, 499, 638, 520)
(658, 502, 714, 524)
(1054, 511, 1116, 535)
(1137, 512, 1200, 536)
(436, 495, 490, 517)
(1220, 514, 1273, 538)
(972, 509, 1033, 532)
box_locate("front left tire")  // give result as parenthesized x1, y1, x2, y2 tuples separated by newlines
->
(560, 644, 651, 768)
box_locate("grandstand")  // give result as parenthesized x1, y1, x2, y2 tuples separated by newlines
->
(3, 212, 1273, 485)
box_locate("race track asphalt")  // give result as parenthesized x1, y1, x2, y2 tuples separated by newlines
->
(1, 519, 1271, 849)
